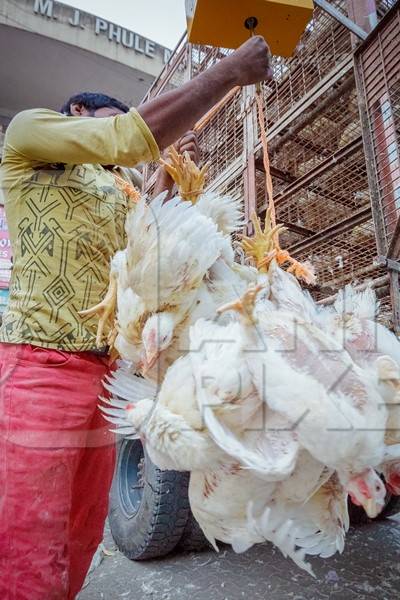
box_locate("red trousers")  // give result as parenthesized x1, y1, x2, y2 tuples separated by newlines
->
(0, 344, 115, 600)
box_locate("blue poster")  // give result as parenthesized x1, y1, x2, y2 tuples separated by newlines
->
(0, 288, 9, 313)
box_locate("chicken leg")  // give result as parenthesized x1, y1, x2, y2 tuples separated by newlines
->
(241, 209, 285, 273)
(159, 146, 208, 204)
(79, 272, 117, 348)
(217, 284, 263, 325)
(242, 210, 316, 285)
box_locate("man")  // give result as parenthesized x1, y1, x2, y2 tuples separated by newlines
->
(0, 36, 272, 599)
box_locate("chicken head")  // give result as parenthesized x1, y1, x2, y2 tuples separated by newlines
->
(345, 468, 386, 518)
(142, 312, 176, 371)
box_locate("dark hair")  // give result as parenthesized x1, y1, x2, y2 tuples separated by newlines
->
(60, 92, 129, 115)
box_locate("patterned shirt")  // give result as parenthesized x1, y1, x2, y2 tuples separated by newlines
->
(0, 108, 159, 351)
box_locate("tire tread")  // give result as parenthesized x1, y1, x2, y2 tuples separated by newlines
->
(109, 441, 191, 561)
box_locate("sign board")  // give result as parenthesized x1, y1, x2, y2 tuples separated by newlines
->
(33, 0, 172, 64)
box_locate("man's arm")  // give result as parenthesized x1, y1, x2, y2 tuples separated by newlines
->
(4, 108, 160, 167)
(139, 36, 272, 150)
(5, 37, 270, 168)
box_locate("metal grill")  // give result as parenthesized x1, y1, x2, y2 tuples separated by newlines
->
(268, 82, 360, 180)
(275, 143, 370, 234)
(142, 38, 189, 102)
(354, 0, 400, 331)
(252, 5, 378, 301)
(263, 1, 352, 127)
(378, 0, 398, 16)
(198, 89, 244, 185)
(292, 217, 380, 291)
(211, 169, 245, 201)
(356, 3, 400, 255)
(141, 1, 399, 328)
(190, 45, 232, 77)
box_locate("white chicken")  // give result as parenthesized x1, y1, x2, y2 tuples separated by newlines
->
(120, 148, 252, 375)
(126, 203, 251, 377)
(243, 473, 349, 564)
(103, 333, 299, 482)
(322, 284, 400, 366)
(103, 278, 389, 519)
(82, 147, 254, 376)
(84, 191, 231, 368)
(188, 459, 316, 574)
(102, 359, 228, 472)
(214, 285, 388, 517)
(140, 255, 255, 380)
(320, 285, 400, 495)
(96, 148, 400, 574)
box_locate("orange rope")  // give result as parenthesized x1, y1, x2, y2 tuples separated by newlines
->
(251, 66, 317, 286)
(254, 88, 276, 228)
(248, 25, 276, 229)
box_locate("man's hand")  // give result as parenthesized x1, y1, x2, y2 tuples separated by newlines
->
(175, 130, 201, 165)
(153, 131, 201, 199)
(138, 36, 273, 150)
(227, 36, 273, 87)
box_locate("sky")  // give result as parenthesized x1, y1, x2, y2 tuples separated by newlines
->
(67, 0, 187, 49)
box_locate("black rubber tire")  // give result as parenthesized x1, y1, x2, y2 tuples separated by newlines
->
(348, 491, 400, 525)
(109, 439, 191, 560)
(177, 512, 211, 553)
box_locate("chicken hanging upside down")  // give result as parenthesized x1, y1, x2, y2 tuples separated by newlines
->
(87, 145, 400, 574)
(102, 281, 398, 572)
(80, 147, 316, 369)
(78, 145, 210, 358)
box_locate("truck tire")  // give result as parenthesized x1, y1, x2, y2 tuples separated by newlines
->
(109, 438, 191, 560)
(177, 512, 211, 552)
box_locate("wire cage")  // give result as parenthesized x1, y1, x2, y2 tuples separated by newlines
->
(142, 0, 400, 329)
(353, 0, 400, 330)
(197, 87, 245, 185)
(355, 2, 400, 254)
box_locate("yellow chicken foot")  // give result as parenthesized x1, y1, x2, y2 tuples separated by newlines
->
(242, 210, 316, 285)
(217, 284, 264, 325)
(159, 146, 208, 204)
(106, 319, 121, 363)
(241, 210, 286, 273)
(79, 274, 117, 348)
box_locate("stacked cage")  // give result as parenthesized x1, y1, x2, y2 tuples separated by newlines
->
(354, 0, 400, 329)
(142, 0, 399, 327)
(256, 1, 371, 302)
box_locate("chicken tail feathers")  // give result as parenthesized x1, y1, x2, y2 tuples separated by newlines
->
(99, 361, 158, 438)
(334, 284, 379, 320)
(234, 504, 315, 577)
(103, 361, 158, 403)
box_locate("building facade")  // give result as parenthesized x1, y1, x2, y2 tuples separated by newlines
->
(0, 0, 173, 129)
(0, 0, 174, 308)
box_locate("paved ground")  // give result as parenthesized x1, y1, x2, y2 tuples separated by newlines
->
(79, 518, 400, 600)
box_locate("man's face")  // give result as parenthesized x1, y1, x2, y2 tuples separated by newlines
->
(69, 103, 125, 118)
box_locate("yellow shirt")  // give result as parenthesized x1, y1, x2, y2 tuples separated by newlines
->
(0, 108, 159, 351)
